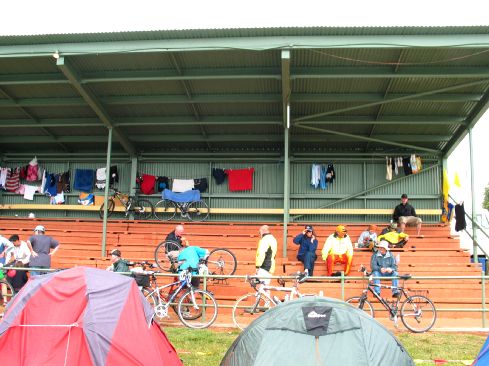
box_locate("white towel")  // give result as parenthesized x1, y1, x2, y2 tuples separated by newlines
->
(172, 179, 195, 193)
(23, 185, 38, 200)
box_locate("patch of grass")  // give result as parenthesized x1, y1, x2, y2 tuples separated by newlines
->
(164, 327, 486, 366)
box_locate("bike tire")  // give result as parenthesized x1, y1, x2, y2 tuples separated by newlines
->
(232, 293, 270, 330)
(134, 199, 154, 220)
(142, 287, 157, 308)
(345, 296, 375, 318)
(154, 199, 177, 221)
(154, 240, 182, 272)
(0, 279, 15, 313)
(177, 289, 218, 329)
(186, 200, 209, 222)
(99, 198, 115, 219)
(400, 295, 437, 333)
(206, 248, 237, 279)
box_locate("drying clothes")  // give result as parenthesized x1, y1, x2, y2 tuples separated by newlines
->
(19, 165, 28, 180)
(61, 171, 70, 193)
(26, 158, 39, 181)
(319, 165, 327, 190)
(397, 157, 403, 174)
(74, 169, 95, 192)
(454, 203, 467, 232)
(109, 165, 119, 185)
(156, 176, 169, 192)
(172, 179, 195, 193)
(410, 154, 418, 174)
(386, 157, 392, 181)
(5, 168, 20, 192)
(0, 167, 8, 188)
(40, 170, 46, 194)
(326, 163, 336, 183)
(212, 168, 226, 185)
(193, 178, 208, 193)
(23, 185, 38, 200)
(225, 168, 255, 192)
(16, 184, 25, 195)
(416, 156, 422, 172)
(44, 173, 58, 197)
(163, 188, 200, 203)
(96, 168, 107, 190)
(140, 174, 156, 195)
(402, 156, 412, 175)
(37, 166, 44, 181)
(51, 191, 65, 205)
(311, 164, 321, 188)
(393, 157, 398, 176)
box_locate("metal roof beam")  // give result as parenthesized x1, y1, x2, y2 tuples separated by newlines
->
(56, 56, 136, 156)
(294, 79, 489, 122)
(0, 133, 450, 144)
(3, 34, 489, 57)
(0, 93, 480, 108)
(294, 123, 441, 154)
(4, 66, 489, 86)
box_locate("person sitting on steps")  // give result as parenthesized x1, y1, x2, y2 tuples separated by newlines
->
(377, 222, 409, 248)
(371, 240, 400, 298)
(293, 225, 318, 276)
(321, 225, 353, 277)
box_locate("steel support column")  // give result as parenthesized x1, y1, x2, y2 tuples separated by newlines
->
(129, 156, 138, 220)
(469, 129, 478, 263)
(101, 128, 113, 257)
(283, 123, 290, 258)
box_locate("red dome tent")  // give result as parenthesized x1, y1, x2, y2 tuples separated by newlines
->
(0, 267, 181, 366)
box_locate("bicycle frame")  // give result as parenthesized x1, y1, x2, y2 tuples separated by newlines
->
(248, 274, 305, 306)
(361, 281, 410, 318)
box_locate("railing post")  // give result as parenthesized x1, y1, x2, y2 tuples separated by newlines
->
(341, 271, 345, 300)
(482, 272, 486, 328)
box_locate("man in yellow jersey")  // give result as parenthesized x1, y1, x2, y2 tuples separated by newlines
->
(321, 225, 353, 276)
(377, 222, 409, 248)
(255, 225, 278, 285)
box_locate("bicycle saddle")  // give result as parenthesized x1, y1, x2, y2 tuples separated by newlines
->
(399, 274, 411, 280)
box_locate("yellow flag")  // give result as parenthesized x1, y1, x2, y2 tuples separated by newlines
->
(454, 172, 461, 188)
(443, 169, 450, 202)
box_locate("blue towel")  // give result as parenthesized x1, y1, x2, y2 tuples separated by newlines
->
(162, 189, 200, 203)
(74, 169, 95, 192)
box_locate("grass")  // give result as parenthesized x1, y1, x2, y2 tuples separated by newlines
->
(164, 327, 487, 366)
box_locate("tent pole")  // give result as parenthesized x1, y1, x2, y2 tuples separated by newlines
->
(101, 127, 113, 257)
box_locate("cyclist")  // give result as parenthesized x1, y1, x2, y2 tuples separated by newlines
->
(106, 249, 130, 273)
(176, 245, 209, 288)
(255, 225, 277, 286)
(370, 240, 400, 298)
(321, 225, 353, 276)
(166, 224, 189, 247)
(377, 222, 409, 248)
(293, 225, 318, 276)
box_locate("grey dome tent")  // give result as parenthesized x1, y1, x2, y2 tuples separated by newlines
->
(221, 297, 414, 366)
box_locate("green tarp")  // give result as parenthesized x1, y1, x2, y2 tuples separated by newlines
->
(221, 296, 414, 366)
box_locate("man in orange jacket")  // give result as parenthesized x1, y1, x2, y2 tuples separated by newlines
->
(321, 225, 353, 276)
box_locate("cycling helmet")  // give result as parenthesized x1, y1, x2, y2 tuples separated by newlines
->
(33, 225, 45, 232)
(377, 240, 390, 251)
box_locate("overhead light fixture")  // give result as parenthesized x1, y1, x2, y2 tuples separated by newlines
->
(52, 50, 60, 59)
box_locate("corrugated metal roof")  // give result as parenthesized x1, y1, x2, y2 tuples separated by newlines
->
(1, 26, 488, 157)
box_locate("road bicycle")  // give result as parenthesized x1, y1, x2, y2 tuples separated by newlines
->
(345, 265, 437, 333)
(154, 189, 209, 222)
(134, 265, 218, 329)
(154, 240, 237, 280)
(232, 271, 310, 330)
(99, 187, 154, 220)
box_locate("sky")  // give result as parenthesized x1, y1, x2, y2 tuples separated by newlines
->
(2, 0, 489, 234)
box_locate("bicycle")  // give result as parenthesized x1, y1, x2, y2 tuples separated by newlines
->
(99, 187, 154, 220)
(0, 271, 15, 317)
(154, 240, 237, 280)
(137, 265, 218, 329)
(154, 189, 209, 222)
(232, 271, 309, 330)
(345, 265, 437, 333)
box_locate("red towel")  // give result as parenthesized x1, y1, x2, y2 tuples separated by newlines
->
(225, 168, 254, 192)
(140, 174, 156, 195)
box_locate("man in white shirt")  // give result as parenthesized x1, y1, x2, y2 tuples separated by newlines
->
(4, 235, 30, 292)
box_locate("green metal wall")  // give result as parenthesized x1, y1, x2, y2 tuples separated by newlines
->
(0, 158, 441, 223)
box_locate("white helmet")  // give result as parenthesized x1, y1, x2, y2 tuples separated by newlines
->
(34, 225, 45, 232)
(377, 240, 389, 251)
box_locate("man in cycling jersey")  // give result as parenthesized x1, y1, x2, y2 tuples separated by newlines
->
(255, 225, 277, 285)
(177, 245, 209, 288)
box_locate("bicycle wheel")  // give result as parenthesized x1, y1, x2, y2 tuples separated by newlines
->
(400, 295, 437, 333)
(345, 296, 375, 318)
(154, 199, 177, 221)
(134, 199, 154, 220)
(233, 293, 271, 330)
(206, 248, 237, 279)
(154, 240, 181, 271)
(0, 279, 15, 313)
(186, 200, 209, 222)
(177, 289, 218, 329)
(99, 198, 115, 219)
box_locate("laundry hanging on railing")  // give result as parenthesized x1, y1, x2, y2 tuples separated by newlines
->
(172, 179, 195, 193)
(311, 163, 335, 190)
(225, 168, 254, 192)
